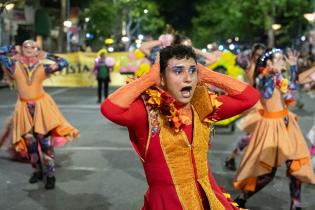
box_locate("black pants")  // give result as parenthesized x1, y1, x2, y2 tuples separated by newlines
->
(97, 77, 109, 102)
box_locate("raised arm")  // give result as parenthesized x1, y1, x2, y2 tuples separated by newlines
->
(101, 63, 160, 126)
(193, 48, 221, 66)
(285, 48, 299, 90)
(197, 64, 259, 121)
(256, 70, 275, 99)
(140, 40, 160, 57)
(43, 53, 68, 74)
(0, 45, 17, 75)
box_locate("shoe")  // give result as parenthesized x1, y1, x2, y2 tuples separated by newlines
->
(29, 171, 43, 184)
(224, 158, 236, 171)
(234, 196, 246, 208)
(45, 176, 56, 190)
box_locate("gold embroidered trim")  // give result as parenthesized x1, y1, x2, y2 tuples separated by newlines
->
(19, 62, 41, 86)
(144, 109, 152, 161)
(192, 107, 225, 210)
(159, 107, 225, 210)
(160, 116, 203, 209)
(191, 85, 213, 121)
(191, 85, 222, 123)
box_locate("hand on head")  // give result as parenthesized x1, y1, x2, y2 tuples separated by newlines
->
(196, 63, 210, 84)
(159, 34, 174, 48)
(149, 54, 161, 86)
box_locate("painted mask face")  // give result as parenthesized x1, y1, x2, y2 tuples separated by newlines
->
(22, 41, 39, 58)
(161, 57, 198, 106)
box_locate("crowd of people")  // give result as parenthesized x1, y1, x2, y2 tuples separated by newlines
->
(1, 30, 315, 210)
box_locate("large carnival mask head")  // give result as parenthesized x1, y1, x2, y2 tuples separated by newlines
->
(22, 40, 39, 58)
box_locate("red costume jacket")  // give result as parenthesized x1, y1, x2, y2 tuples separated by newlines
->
(101, 84, 259, 210)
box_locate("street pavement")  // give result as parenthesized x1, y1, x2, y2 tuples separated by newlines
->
(1, 86, 315, 210)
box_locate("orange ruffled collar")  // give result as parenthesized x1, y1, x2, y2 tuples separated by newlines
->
(143, 87, 192, 133)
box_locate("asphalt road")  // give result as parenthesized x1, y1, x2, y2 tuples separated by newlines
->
(1, 86, 315, 210)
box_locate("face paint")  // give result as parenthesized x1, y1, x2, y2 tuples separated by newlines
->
(161, 57, 198, 105)
(22, 40, 39, 58)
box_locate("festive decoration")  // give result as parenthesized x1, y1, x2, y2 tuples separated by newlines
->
(134, 49, 145, 59)
(97, 49, 108, 56)
(143, 88, 183, 132)
(135, 63, 150, 77)
(105, 57, 115, 67)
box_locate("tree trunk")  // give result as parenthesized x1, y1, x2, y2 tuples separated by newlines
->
(58, 0, 67, 52)
(268, 28, 274, 48)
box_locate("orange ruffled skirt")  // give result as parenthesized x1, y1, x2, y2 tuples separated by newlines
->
(12, 93, 80, 153)
(237, 102, 262, 134)
(234, 108, 315, 191)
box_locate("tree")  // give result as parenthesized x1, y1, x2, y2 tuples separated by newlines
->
(81, 0, 165, 50)
(192, 0, 312, 48)
(81, 0, 118, 44)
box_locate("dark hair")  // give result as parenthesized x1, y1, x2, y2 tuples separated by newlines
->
(236, 49, 251, 69)
(159, 45, 197, 74)
(253, 48, 283, 86)
(172, 34, 190, 45)
(251, 43, 266, 59)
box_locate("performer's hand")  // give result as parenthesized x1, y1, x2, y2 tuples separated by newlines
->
(145, 53, 161, 86)
(158, 34, 173, 48)
(148, 62, 161, 86)
(285, 48, 299, 66)
(14, 45, 21, 54)
(37, 50, 47, 60)
(197, 63, 212, 84)
(49, 63, 58, 71)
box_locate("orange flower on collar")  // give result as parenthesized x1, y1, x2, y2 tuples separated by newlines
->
(145, 89, 161, 106)
(143, 87, 185, 132)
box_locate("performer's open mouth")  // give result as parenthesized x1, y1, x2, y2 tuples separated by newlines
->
(180, 86, 192, 98)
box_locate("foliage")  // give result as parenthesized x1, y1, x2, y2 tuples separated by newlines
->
(192, 0, 312, 48)
(81, 0, 118, 40)
(81, 0, 165, 47)
(35, 8, 51, 37)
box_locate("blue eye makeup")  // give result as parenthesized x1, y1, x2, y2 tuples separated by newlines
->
(172, 66, 184, 74)
(171, 65, 197, 75)
(188, 66, 196, 74)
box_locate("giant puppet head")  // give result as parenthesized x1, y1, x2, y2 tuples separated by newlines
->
(21, 40, 40, 58)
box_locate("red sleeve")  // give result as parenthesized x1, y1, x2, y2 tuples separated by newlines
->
(208, 85, 259, 121)
(100, 98, 149, 159)
(101, 97, 147, 128)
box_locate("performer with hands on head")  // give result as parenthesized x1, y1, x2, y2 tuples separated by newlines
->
(0, 40, 80, 190)
(101, 44, 259, 210)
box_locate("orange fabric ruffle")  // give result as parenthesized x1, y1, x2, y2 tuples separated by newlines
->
(12, 92, 79, 149)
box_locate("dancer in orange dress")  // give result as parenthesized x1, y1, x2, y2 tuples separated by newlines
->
(234, 48, 315, 210)
(225, 43, 265, 170)
(0, 40, 80, 189)
(101, 45, 259, 209)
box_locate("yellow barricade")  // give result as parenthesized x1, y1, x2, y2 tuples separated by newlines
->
(43, 52, 133, 87)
